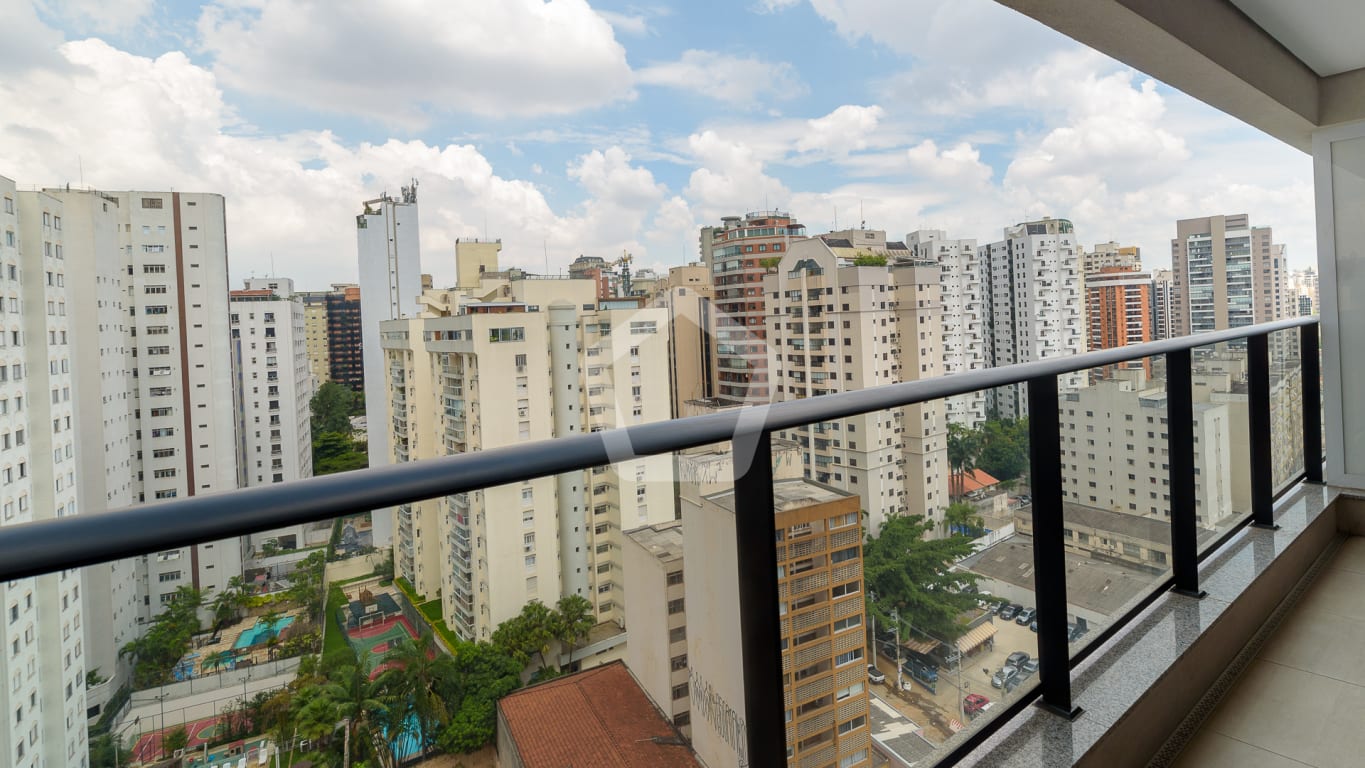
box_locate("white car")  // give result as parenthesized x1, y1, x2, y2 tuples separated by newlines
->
(867, 665, 886, 684)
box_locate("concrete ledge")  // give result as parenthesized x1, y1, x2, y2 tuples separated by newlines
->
(949, 483, 1340, 768)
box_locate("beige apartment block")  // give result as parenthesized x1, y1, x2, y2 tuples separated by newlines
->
(300, 290, 330, 384)
(656, 264, 714, 416)
(621, 521, 690, 738)
(765, 235, 949, 534)
(383, 270, 676, 643)
(1058, 373, 1235, 529)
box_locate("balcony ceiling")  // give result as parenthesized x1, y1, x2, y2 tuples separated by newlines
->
(1231, 0, 1365, 77)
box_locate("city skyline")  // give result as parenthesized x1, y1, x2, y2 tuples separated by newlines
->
(2, 0, 1314, 290)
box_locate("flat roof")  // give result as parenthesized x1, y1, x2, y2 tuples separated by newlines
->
(868, 691, 937, 764)
(959, 535, 1158, 616)
(705, 477, 853, 514)
(624, 520, 684, 564)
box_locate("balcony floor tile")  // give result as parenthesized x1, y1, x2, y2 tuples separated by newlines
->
(1173, 731, 1313, 768)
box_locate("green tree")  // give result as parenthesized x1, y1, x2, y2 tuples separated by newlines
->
(310, 382, 362, 436)
(435, 642, 523, 753)
(551, 594, 594, 669)
(324, 650, 388, 765)
(162, 725, 189, 756)
(491, 601, 556, 671)
(120, 586, 203, 687)
(314, 432, 368, 475)
(863, 515, 980, 641)
(374, 634, 449, 758)
(852, 253, 887, 266)
(944, 501, 986, 538)
(976, 419, 1030, 482)
(946, 423, 983, 499)
(88, 733, 131, 768)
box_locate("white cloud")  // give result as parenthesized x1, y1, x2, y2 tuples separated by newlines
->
(795, 105, 885, 155)
(682, 130, 793, 221)
(0, 37, 689, 288)
(197, 0, 634, 127)
(637, 50, 805, 105)
(38, 0, 153, 34)
(597, 9, 650, 36)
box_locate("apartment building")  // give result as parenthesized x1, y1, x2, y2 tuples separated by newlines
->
(383, 271, 675, 641)
(1082, 241, 1142, 273)
(621, 521, 690, 737)
(357, 185, 422, 547)
(49, 188, 138, 724)
(1170, 214, 1285, 336)
(111, 191, 244, 625)
(455, 239, 501, 290)
(908, 230, 987, 428)
(981, 218, 1086, 419)
(766, 235, 949, 533)
(567, 254, 616, 299)
(655, 264, 714, 417)
(1085, 263, 1154, 374)
(1150, 269, 1175, 341)
(230, 278, 316, 552)
(1290, 267, 1318, 316)
(684, 476, 870, 768)
(1058, 374, 1234, 529)
(299, 290, 330, 385)
(0, 183, 89, 768)
(324, 285, 363, 390)
(704, 211, 807, 406)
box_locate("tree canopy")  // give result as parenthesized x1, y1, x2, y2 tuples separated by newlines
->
(310, 382, 362, 436)
(863, 515, 980, 641)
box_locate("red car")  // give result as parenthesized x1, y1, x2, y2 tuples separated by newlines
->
(964, 693, 991, 718)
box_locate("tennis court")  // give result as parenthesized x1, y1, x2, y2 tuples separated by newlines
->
(131, 715, 224, 763)
(344, 615, 419, 677)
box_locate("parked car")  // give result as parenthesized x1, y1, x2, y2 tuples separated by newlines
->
(1020, 657, 1040, 675)
(991, 666, 1018, 689)
(1015, 607, 1037, 625)
(867, 665, 886, 684)
(1004, 673, 1023, 693)
(963, 693, 991, 718)
(878, 639, 899, 660)
(998, 603, 1020, 620)
(1068, 621, 1090, 642)
(1006, 651, 1030, 668)
(1029, 619, 1038, 633)
(902, 657, 939, 684)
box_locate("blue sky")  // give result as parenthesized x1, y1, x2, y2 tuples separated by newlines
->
(3, 0, 1313, 289)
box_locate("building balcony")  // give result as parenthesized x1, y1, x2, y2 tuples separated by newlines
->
(0, 316, 1335, 768)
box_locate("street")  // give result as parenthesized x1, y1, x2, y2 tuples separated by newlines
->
(867, 617, 1042, 744)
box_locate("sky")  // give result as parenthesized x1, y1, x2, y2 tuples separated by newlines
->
(1, 0, 1315, 291)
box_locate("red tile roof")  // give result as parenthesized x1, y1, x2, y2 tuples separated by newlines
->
(951, 468, 1001, 496)
(499, 661, 700, 768)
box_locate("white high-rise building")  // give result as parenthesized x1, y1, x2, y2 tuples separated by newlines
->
(45, 187, 138, 725)
(115, 191, 244, 623)
(384, 271, 676, 643)
(231, 278, 315, 552)
(1150, 269, 1176, 341)
(0, 182, 89, 768)
(981, 218, 1085, 419)
(357, 184, 422, 547)
(908, 229, 987, 427)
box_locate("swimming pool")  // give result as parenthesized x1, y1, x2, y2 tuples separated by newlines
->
(232, 616, 295, 649)
(388, 713, 422, 763)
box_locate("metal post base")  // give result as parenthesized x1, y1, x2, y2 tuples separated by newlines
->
(1172, 588, 1208, 599)
(1036, 700, 1085, 721)
(1250, 522, 1281, 531)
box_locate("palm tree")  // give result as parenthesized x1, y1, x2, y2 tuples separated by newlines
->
(552, 595, 594, 670)
(377, 634, 450, 758)
(204, 649, 235, 678)
(323, 652, 386, 764)
(947, 423, 982, 500)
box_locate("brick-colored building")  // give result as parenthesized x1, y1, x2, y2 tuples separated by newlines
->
(1086, 264, 1154, 375)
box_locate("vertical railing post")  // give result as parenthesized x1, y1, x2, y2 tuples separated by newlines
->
(732, 428, 786, 767)
(1026, 375, 1082, 719)
(1302, 322, 1324, 483)
(1166, 349, 1206, 598)
(1247, 334, 1278, 529)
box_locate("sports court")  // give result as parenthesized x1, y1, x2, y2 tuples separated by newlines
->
(343, 614, 420, 678)
(131, 715, 225, 763)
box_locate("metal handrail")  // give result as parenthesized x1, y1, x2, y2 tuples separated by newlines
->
(0, 315, 1317, 583)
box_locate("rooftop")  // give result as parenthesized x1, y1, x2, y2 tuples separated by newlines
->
(498, 661, 699, 768)
(959, 534, 1157, 616)
(705, 477, 853, 514)
(624, 520, 684, 565)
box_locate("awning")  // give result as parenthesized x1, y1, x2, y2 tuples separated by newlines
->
(903, 636, 937, 654)
(956, 622, 998, 653)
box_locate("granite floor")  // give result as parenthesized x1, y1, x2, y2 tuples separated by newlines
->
(1172, 536, 1365, 768)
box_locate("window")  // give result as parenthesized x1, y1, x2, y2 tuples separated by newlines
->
(630, 321, 657, 334)
(832, 580, 860, 598)
(140, 197, 163, 209)
(835, 681, 864, 701)
(157, 571, 181, 582)
(666, 571, 684, 586)
(670, 654, 688, 671)
(840, 749, 869, 768)
(523, 554, 536, 570)
(488, 327, 524, 343)
(833, 614, 861, 632)
(835, 648, 863, 666)
(671, 683, 688, 700)
(144, 264, 166, 274)
(838, 715, 866, 735)
(669, 626, 686, 643)
(667, 598, 685, 615)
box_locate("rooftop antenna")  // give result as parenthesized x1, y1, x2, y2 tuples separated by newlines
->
(833, 206, 838, 231)
(78, 156, 83, 187)
(860, 199, 865, 230)
(270, 252, 276, 277)
(543, 240, 549, 275)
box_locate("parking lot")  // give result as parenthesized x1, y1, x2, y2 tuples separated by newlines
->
(867, 614, 1043, 745)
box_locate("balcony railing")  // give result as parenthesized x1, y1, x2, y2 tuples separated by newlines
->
(0, 316, 1321, 768)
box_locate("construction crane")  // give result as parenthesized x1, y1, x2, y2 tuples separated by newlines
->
(612, 251, 634, 296)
